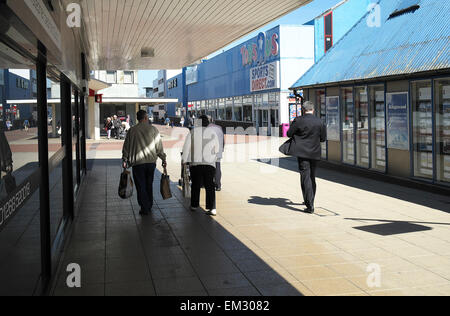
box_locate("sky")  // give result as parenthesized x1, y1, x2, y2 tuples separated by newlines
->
(138, 0, 342, 95)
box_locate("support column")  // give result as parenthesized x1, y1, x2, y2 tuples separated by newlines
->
(37, 41, 51, 284)
(182, 67, 188, 127)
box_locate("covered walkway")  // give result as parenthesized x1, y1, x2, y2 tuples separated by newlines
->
(51, 128, 450, 296)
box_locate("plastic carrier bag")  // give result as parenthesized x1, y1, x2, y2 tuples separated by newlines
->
(118, 169, 133, 199)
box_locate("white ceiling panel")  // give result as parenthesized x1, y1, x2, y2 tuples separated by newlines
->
(72, 0, 312, 70)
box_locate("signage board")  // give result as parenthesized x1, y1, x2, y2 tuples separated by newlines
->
(326, 96, 340, 141)
(250, 61, 279, 92)
(186, 66, 198, 85)
(24, 0, 62, 51)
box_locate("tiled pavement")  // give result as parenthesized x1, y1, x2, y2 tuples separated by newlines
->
(51, 133, 450, 296)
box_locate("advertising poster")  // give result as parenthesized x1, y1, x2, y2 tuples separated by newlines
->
(326, 96, 340, 141)
(289, 103, 297, 122)
(387, 92, 409, 150)
(250, 61, 279, 92)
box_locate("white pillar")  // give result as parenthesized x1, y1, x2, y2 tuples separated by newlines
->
(88, 96, 100, 140)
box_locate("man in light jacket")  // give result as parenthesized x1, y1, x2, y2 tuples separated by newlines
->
(122, 110, 167, 216)
(182, 115, 222, 216)
(287, 101, 327, 214)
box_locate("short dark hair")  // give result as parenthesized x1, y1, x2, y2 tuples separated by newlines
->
(137, 110, 147, 121)
(303, 101, 315, 112)
(199, 115, 210, 127)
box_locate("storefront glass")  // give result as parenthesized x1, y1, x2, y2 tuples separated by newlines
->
(369, 85, 386, 172)
(46, 75, 64, 243)
(341, 87, 355, 164)
(217, 98, 225, 120)
(412, 80, 433, 179)
(355, 86, 370, 168)
(435, 78, 450, 184)
(208, 100, 216, 120)
(315, 89, 327, 158)
(201, 100, 206, 116)
(0, 64, 41, 295)
(233, 96, 243, 121)
(243, 95, 253, 122)
(225, 98, 233, 120)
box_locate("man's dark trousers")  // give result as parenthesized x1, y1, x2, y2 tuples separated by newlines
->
(132, 163, 156, 213)
(191, 165, 216, 210)
(297, 158, 318, 209)
(215, 161, 222, 189)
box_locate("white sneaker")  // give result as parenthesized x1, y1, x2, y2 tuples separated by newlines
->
(207, 209, 217, 216)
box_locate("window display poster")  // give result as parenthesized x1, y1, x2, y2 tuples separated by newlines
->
(387, 92, 409, 150)
(289, 103, 298, 122)
(326, 96, 340, 141)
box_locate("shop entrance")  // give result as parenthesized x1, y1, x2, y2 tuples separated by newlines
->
(257, 109, 269, 135)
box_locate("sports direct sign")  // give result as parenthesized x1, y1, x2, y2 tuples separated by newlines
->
(250, 61, 279, 92)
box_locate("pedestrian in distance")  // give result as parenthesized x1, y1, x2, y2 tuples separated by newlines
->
(122, 110, 167, 216)
(23, 119, 30, 132)
(104, 117, 113, 139)
(287, 101, 327, 214)
(112, 115, 121, 139)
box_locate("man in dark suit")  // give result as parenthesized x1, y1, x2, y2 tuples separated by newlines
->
(287, 101, 327, 214)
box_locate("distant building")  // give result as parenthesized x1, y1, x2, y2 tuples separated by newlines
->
(314, 0, 373, 62)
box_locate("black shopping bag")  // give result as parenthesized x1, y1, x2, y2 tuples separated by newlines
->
(279, 138, 295, 156)
(160, 167, 172, 200)
(118, 169, 133, 199)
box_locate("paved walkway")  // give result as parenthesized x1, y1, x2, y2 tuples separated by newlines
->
(51, 129, 450, 296)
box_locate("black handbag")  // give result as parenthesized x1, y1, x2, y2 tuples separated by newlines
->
(279, 138, 295, 156)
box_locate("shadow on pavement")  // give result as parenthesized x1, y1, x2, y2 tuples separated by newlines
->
(247, 196, 306, 213)
(52, 158, 305, 296)
(256, 157, 450, 214)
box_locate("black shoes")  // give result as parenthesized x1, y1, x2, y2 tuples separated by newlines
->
(139, 209, 150, 216)
(305, 207, 315, 214)
(216, 187, 222, 192)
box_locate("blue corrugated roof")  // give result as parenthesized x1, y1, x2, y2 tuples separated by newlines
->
(291, 0, 450, 88)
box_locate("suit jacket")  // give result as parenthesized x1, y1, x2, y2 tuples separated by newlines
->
(287, 114, 327, 161)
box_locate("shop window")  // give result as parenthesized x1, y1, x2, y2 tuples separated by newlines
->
(217, 99, 225, 120)
(435, 78, 450, 183)
(412, 80, 433, 179)
(225, 98, 233, 120)
(243, 95, 253, 123)
(233, 96, 243, 121)
(369, 85, 386, 172)
(341, 87, 355, 164)
(106, 71, 117, 84)
(355, 87, 370, 168)
(124, 71, 134, 84)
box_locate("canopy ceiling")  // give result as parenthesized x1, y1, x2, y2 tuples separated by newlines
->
(75, 0, 312, 70)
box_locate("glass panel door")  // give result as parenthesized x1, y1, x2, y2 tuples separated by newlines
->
(435, 78, 450, 184)
(355, 87, 370, 168)
(370, 85, 386, 172)
(411, 81, 433, 179)
(341, 87, 355, 164)
(412, 80, 433, 179)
